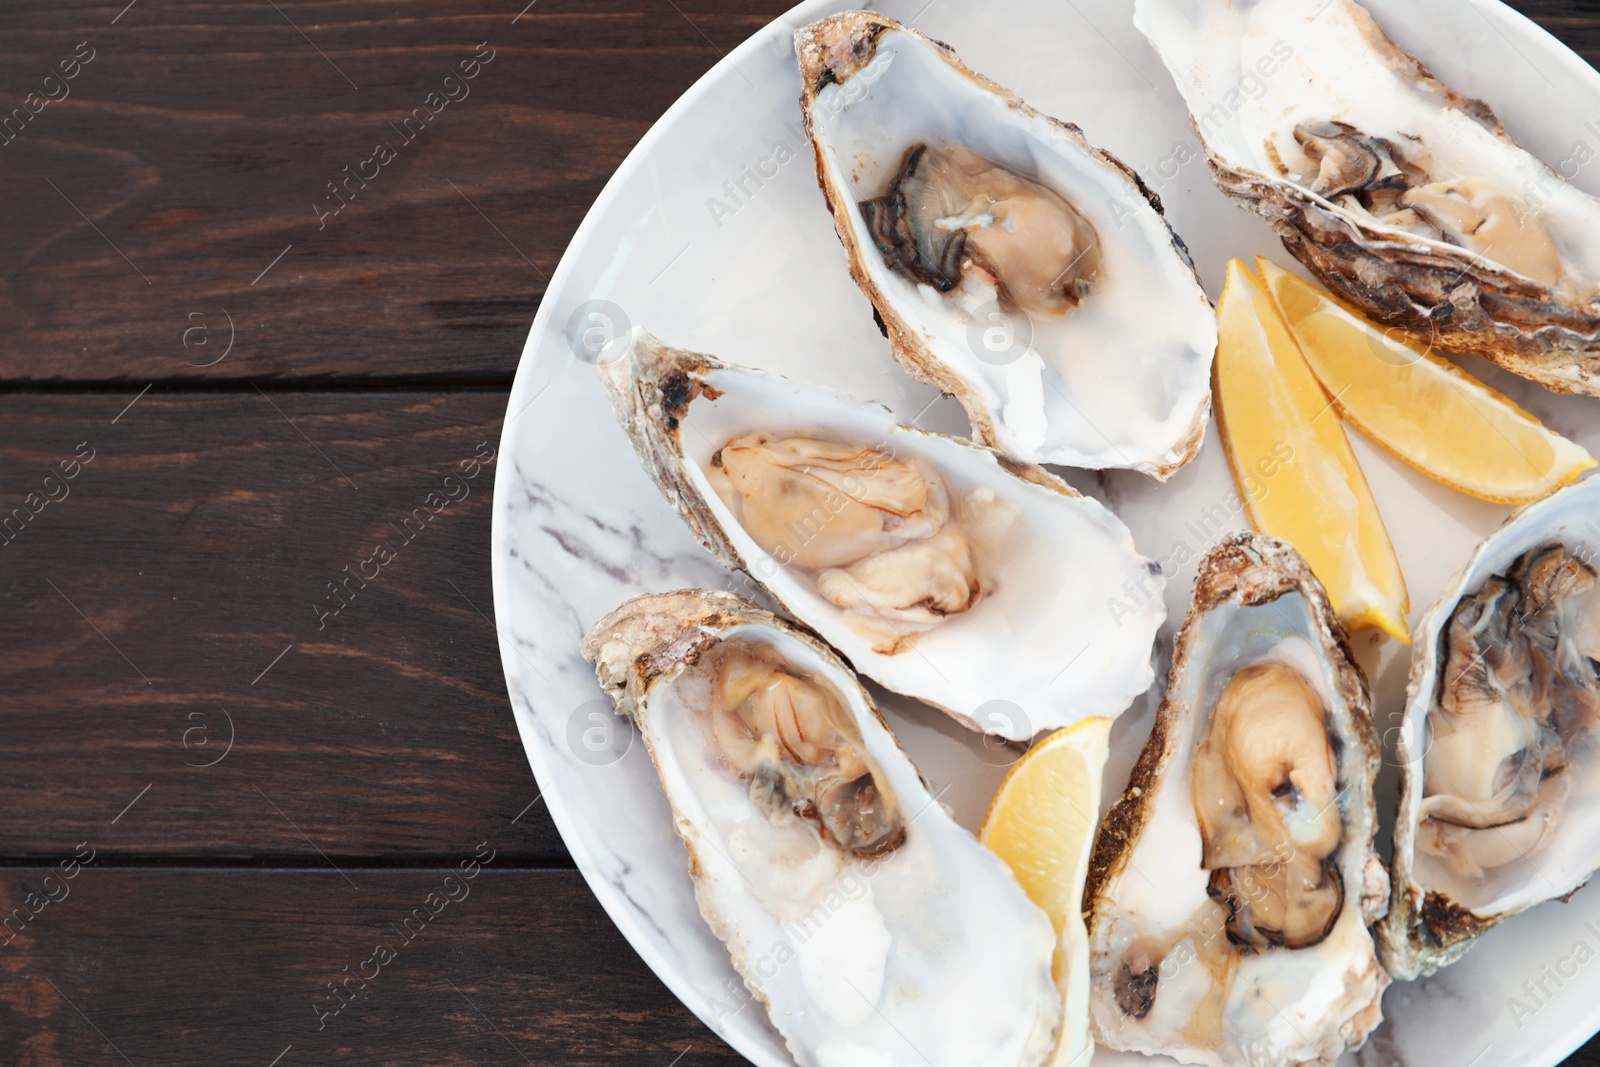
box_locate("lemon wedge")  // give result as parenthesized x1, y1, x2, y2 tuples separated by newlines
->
(1257, 258, 1596, 505)
(981, 717, 1112, 1067)
(1215, 259, 1411, 642)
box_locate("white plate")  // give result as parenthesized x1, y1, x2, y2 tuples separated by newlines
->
(490, 2, 1600, 1064)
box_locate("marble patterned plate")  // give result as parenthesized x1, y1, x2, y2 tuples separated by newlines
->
(489, 1, 1600, 1064)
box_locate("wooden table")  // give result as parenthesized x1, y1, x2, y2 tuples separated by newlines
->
(1, 1, 1596, 1063)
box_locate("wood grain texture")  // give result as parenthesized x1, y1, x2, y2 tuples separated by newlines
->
(0, 867, 743, 1066)
(0, 390, 569, 861)
(1512, 0, 1600, 64)
(0, 0, 793, 385)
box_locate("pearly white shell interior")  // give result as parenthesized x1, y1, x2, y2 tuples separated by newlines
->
(637, 618, 1061, 1067)
(674, 357, 1167, 739)
(806, 26, 1217, 472)
(1399, 474, 1600, 917)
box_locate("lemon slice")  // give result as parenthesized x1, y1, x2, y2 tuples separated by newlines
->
(1257, 258, 1596, 505)
(1215, 259, 1411, 642)
(980, 717, 1112, 1067)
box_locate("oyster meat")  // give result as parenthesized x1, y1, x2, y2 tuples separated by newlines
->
(1135, 0, 1600, 395)
(1384, 474, 1600, 980)
(859, 143, 1105, 320)
(708, 431, 993, 648)
(598, 329, 1165, 740)
(581, 590, 1063, 1067)
(798, 11, 1217, 478)
(1086, 533, 1389, 1066)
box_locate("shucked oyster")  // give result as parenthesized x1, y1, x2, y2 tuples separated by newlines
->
(1384, 474, 1600, 980)
(798, 12, 1217, 478)
(1136, 0, 1600, 395)
(706, 431, 995, 650)
(1086, 534, 1388, 1066)
(1192, 664, 1347, 954)
(597, 329, 1165, 740)
(581, 590, 1062, 1067)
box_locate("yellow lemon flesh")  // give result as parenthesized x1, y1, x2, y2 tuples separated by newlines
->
(981, 717, 1112, 1067)
(1215, 259, 1411, 642)
(1258, 258, 1595, 506)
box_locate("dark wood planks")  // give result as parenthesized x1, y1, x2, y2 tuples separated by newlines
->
(0, 0, 792, 385)
(0, 867, 744, 1066)
(1512, 1, 1600, 64)
(0, 389, 571, 861)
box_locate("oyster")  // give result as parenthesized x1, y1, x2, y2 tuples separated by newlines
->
(1086, 533, 1389, 1066)
(1383, 474, 1600, 980)
(598, 328, 1165, 740)
(797, 12, 1217, 478)
(1135, 0, 1600, 395)
(581, 590, 1063, 1067)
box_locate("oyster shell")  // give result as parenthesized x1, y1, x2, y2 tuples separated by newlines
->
(598, 328, 1165, 740)
(797, 11, 1217, 478)
(1135, 0, 1600, 396)
(1085, 533, 1389, 1066)
(1383, 474, 1600, 980)
(581, 589, 1063, 1067)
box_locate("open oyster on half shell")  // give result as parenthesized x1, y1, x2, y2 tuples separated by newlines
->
(1136, 0, 1600, 395)
(597, 329, 1165, 740)
(581, 590, 1064, 1067)
(1384, 474, 1600, 980)
(797, 11, 1217, 478)
(1086, 533, 1389, 1066)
